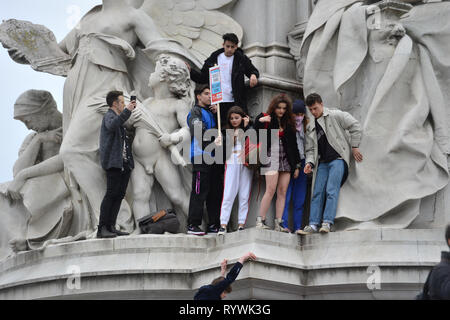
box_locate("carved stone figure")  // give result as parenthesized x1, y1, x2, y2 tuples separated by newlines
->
(55, 0, 172, 233)
(0, 90, 90, 259)
(296, 0, 450, 229)
(0, 0, 244, 244)
(131, 54, 193, 230)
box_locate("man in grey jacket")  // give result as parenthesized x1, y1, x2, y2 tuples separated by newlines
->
(98, 91, 136, 238)
(298, 93, 363, 235)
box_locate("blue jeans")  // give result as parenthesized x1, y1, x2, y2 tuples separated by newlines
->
(282, 160, 307, 231)
(309, 159, 345, 226)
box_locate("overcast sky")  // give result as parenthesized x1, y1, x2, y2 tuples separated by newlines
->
(0, 1, 101, 182)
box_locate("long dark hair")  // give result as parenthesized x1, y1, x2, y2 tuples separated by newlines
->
(266, 94, 296, 131)
(224, 106, 247, 130)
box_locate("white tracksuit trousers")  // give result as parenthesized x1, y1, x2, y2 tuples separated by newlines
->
(220, 145, 253, 226)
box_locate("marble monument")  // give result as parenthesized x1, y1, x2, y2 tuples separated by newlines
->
(0, 0, 448, 300)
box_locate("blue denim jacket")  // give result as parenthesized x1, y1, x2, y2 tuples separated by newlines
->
(99, 108, 134, 171)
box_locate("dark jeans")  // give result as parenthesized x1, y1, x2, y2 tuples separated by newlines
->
(99, 167, 131, 228)
(188, 164, 224, 227)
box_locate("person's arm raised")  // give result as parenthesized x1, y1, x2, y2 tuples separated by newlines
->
(104, 102, 135, 131)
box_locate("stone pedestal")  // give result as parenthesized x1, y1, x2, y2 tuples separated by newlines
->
(0, 228, 445, 300)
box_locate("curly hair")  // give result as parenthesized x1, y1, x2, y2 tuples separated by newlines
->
(156, 54, 191, 98)
(266, 93, 296, 131)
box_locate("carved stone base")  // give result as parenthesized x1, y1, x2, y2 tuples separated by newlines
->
(0, 228, 445, 300)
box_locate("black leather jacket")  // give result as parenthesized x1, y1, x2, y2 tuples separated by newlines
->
(190, 48, 259, 113)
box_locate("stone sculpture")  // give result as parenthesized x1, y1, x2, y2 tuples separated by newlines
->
(0, 0, 244, 257)
(0, 19, 71, 76)
(0, 90, 91, 258)
(292, 0, 450, 229)
(131, 54, 193, 230)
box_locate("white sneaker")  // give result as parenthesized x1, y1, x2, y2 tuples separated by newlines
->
(319, 223, 331, 233)
(296, 225, 318, 235)
(217, 227, 227, 236)
(256, 216, 270, 230)
(274, 218, 290, 233)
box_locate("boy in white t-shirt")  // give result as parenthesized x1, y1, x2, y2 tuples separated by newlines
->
(189, 33, 260, 126)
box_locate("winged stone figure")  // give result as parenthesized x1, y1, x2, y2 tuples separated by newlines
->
(0, 0, 243, 236)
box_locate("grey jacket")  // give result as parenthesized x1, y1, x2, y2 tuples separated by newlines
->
(99, 108, 134, 171)
(305, 107, 362, 188)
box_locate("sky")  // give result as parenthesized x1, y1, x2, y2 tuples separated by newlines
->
(0, 1, 101, 182)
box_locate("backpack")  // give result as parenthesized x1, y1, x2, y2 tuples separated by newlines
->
(137, 209, 180, 234)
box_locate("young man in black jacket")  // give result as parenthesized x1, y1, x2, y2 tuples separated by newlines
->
(189, 33, 260, 125)
(194, 252, 257, 300)
(186, 85, 223, 235)
(98, 91, 136, 239)
(418, 224, 450, 299)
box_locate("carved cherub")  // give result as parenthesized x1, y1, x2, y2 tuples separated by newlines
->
(131, 54, 193, 228)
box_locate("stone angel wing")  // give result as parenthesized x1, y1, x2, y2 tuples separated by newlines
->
(140, 0, 243, 65)
(128, 0, 243, 100)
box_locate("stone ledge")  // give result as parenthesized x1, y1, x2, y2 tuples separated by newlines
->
(0, 228, 446, 299)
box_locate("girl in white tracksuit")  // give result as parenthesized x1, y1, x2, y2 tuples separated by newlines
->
(215, 106, 253, 235)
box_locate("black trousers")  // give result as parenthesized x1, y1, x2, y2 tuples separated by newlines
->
(99, 167, 131, 228)
(188, 164, 224, 227)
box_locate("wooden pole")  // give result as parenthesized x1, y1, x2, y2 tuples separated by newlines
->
(217, 103, 222, 144)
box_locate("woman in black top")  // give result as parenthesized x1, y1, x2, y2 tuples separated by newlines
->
(254, 94, 301, 232)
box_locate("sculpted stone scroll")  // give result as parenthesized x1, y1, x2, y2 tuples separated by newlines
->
(0, 19, 72, 76)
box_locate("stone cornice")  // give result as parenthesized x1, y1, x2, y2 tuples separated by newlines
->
(242, 42, 294, 60)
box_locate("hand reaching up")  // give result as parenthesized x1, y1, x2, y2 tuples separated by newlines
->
(238, 252, 257, 264)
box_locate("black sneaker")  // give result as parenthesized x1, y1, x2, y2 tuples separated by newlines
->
(207, 225, 219, 234)
(238, 226, 245, 231)
(97, 225, 117, 239)
(217, 227, 227, 236)
(108, 226, 130, 237)
(187, 225, 205, 236)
